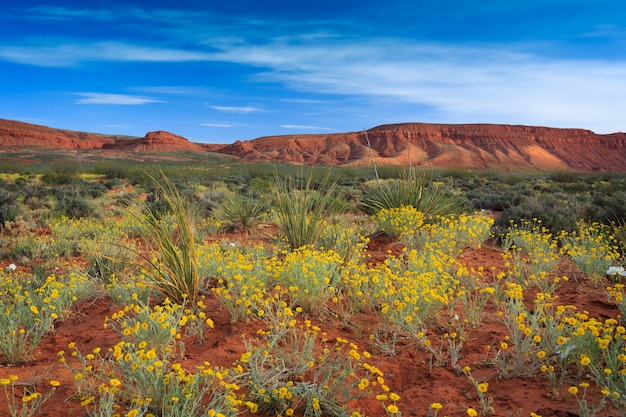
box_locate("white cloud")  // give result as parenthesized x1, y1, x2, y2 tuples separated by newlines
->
(209, 105, 262, 113)
(75, 93, 161, 105)
(207, 37, 626, 132)
(281, 124, 333, 131)
(201, 123, 233, 128)
(3, 5, 626, 133)
(100, 124, 131, 128)
(132, 86, 211, 96)
(0, 42, 212, 67)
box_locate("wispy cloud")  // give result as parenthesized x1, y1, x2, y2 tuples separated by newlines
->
(280, 98, 332, 104)
(75, 93, 161, 105)
(26, 6, 119, 21)
(131, 86, 212, 96)
(101, 123, 131, 128)
(201, 123, 233, 128)
(209, 105, 262, 113)
(0, 42, 212, 67)
(207, 37, 626, 132)
(281, 124, 333, 131)
(4, 4, 626, 134)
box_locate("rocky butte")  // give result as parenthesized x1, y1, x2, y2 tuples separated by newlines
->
(2, 118, 626, 172)
(102, 131, 205, 153)
(208, 123, 626, 172)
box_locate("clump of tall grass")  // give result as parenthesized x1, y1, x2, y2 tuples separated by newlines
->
(360, 171, 463, 217)
(126, 173, 201, 305)
(273, 170, 341, 250)
(215, 192, 269, 234)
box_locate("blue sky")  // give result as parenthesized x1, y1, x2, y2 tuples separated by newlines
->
(1, 1, 626, 144)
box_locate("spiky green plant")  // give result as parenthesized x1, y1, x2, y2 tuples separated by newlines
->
(361, 170, 463, 217)
(128, 173, 200, 304)
(273, 169, 340, 250)
(215, 192, 268, 234)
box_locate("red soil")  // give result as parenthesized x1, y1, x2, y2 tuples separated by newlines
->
(0, 235, 621, 417)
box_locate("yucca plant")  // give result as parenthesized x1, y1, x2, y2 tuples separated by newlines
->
(128, 172, 200, 304)
(273, 169, 340, 250)
(360, 170, 463, 217)
(215, 192, 269, 234)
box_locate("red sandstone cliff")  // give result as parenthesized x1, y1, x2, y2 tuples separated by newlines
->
(102, 131, 205, 153)
(0, 119, 116, 149)
(3, 118, 626, 171)
(212, 123, 626, 171)
(0, 119, 203, 153)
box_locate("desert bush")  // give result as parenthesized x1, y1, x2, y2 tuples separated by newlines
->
(589, 190, 626, 224)
(92, 161, 130, 179)
(84, 238, 140, 284)
(237, 314, 396, 417)
(495, 194, 586, 234)
(560, 221, 621, 283)
(79, 180, 108, 199)
(55, 195, 94, 219)
(40, 172, 74, 185)
(374, 205, 426, 239)
(62, 341, 241, 417)
(0, 270, 93, 364)
(274, 247, 344, 315)
(318, 215, 371, 265)
(0, 375, 60, 417)
(610, 219, 626, 256)
(215, 192, 269, 234)
(0, 188, 20, 228)
(548, 170, 583, 183)
(126, 173, 201, 305)
(360, 171, 464, 217)
(273, 169, 341, 250)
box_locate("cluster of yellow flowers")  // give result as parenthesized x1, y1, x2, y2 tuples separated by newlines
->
(7, 196, 626, 417)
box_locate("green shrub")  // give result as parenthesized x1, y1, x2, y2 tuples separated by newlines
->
(273, 169, 340, 250)
(360, 171, 464, 216)
(93, 162, 130, 179)
(0, 188, 19, 228)
(215, 192, 269, 234)
(41, 173, 74, 185)
(495, 194, 590, 235)
(590, 191, 626, 223)
(81, 181, 109, 199)
(126, 173, 201, 304)
(56, 195, 94, 218)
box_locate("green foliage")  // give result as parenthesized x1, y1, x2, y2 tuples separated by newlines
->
(360, 171, 464, 217)
(273, 169, 341, 250)
(495, 194, 590, 234)
(55, 195, 94, 219)
(127, 173, 201, 305)
(215, 192, 269, 234)
(0, 270, 93, 364)
(92, 161, 130, 179)
(590, 190, 626, 224)
(0, 187, 20, 228)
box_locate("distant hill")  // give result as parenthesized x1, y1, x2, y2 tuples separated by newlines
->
(2, 118, 626, 171)
(207, 123, 626, 172)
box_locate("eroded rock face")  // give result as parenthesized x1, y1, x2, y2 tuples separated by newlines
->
(3, 118, 626, 171)
(102, 131, 205, 153)
(0, 119, 115, 149)
(0, 120, 203, 153)
(212, 123, 626, 171)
